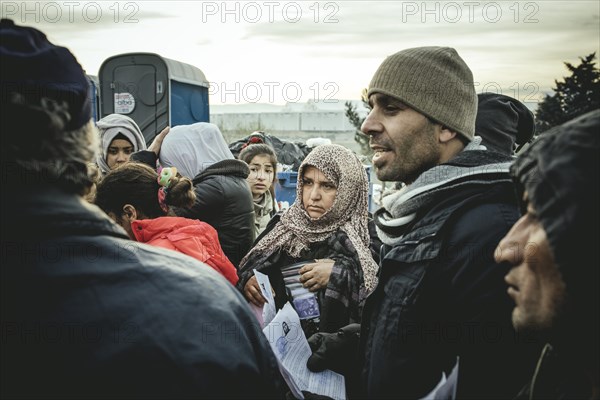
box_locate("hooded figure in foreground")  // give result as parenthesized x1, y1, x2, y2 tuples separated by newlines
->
(496, 109, 600, 399)
(0, 19, 285, 398)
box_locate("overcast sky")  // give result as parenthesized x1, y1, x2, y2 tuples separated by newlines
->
(3, 1, 599, 107)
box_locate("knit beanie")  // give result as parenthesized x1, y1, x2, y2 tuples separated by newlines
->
(0, 19, 91, 130)
(368, 46, 477, 141)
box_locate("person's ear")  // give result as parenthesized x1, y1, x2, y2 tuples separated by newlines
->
(122, 204, 137, 222)
(438, 126, 457, 143)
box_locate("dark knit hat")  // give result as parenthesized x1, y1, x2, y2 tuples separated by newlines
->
(476, 93, 535, 155)
(368, 46, 477, 141)
(0, 19, 90, 130)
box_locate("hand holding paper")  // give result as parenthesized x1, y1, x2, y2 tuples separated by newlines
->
(254, 270, 277, 327)
(263, 303, 346, 400)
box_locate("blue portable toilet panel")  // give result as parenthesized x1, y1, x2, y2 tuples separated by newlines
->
(99, 53, 210, 145)
(171, 81, 210, 125)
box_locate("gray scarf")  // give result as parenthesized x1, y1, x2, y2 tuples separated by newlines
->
(254, 190, 275, 237)
(375, 137, 513, 246)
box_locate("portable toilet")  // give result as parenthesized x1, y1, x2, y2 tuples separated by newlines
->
(99, 53, 210, 144)
(86, 74, 100, 123)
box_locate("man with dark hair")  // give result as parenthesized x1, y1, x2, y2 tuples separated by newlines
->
(495, 109, 599, 399)
(0, 19, 284, 398)
(307, 46, 539, 398)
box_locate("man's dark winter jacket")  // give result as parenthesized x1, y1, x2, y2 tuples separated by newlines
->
(361, 150, 541, 399)
(1, 185, 284, 398)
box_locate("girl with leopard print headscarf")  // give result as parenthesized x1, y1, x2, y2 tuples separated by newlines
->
(237, 144, 380, 334)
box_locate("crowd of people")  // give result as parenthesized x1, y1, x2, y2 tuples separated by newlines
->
(1, 19, 598, 399)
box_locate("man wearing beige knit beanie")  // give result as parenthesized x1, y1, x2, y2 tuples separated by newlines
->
(306, 47, 540, 398)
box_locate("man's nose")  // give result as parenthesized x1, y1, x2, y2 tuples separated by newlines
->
(361, 111, 381, 137)
(494, 216, 528, 264)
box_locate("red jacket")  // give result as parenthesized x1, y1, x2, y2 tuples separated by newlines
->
(131, 216, 238, 285)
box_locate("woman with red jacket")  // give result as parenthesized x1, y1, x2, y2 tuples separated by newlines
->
(94, 162, 238, 285)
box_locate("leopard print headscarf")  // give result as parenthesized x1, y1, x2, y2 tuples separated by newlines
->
(239, 144, 379, 292)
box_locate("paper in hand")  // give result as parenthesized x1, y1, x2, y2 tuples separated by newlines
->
(253, 269, 277, 326)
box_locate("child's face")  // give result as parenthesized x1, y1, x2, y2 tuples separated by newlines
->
(106, 138, 134, 170)
(247, 154, 274, 200)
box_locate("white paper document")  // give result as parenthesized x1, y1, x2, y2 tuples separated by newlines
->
(420, 357, 459, 400)
(253, 269, 277, 327)
(263, 303, 346, 400)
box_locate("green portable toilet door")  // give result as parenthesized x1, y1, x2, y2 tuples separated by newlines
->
(111, 64, 166, 145)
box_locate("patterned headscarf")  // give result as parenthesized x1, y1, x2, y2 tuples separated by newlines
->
(240, 144, 379, 292)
